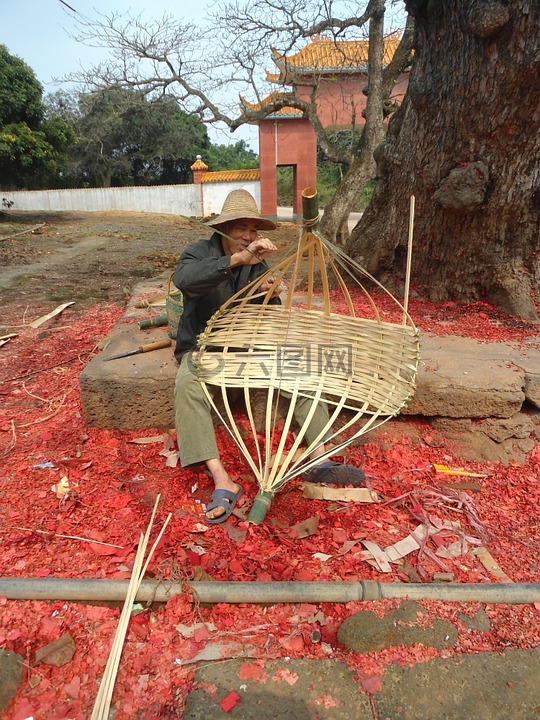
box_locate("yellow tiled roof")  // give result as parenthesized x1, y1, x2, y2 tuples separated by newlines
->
(240, 92, 304, 118)
(190, 158, 209, 170)
(272, 32, 402, 77)
(240, 33, 405, 119)
(201, 168, 260, 183)
(265, 71, 281, 83)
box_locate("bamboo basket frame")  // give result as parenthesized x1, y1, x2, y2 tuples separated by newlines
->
(193, 192, 420, 499)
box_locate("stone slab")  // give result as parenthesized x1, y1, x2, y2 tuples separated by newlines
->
(80, 321, 176, 429)
(80, 274, 177, 429)
(180, 649, 540, 720)
(182, 658, 372, 719)
(79, 276, 540, 429)
(0, 649, 23, 712)
(374, 648, 540, 720)
(403, 333, 536, 418)
(337, 601, 458, 653)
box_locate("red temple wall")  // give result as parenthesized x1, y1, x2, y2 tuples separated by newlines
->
(259, 118, 317, 215)
(294, 72, 409, 129)
(258, 73, 409, 214)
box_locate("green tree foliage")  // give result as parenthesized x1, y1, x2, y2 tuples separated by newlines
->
(317, 161, 376, 211)
(64, 88, 210, 188)
(0, 45, 75, 189)
(205, 140, 258, 171)
(0, 44, 258, 191)
(0, 47, 43, 127)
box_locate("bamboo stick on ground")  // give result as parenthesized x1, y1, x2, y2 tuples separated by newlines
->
(403, 195, 415, 323)
(91, 495, 171, 719)
(92, 533, 147, 719)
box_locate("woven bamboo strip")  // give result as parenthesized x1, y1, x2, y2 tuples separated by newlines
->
(271, 380, 327, 488)
(203, 306, 418, 334)
(276, 369, 357, 486)
(307, 233, 316, 307)
(196, 367, 415, 415)
(243, 387, 264, 472)
(264, 386, 276, 484)
(203, 381, 261, 480)
(200, 305, 418, 339)
(200, 361, 414, 407)
(315, 237, 332, 315)
(326, 242, 416, 324)
(198, 337, 417, 374)
(197, 342, 418, 379)
(196, 365, 414, 413)
(267, 384, 301, 489)
(214, 229, 418, 331)
(196, 339, 418, 387)
(264, 387, 389, 485)
(284, 227, 303, 311)
(197, 345, 418, 383)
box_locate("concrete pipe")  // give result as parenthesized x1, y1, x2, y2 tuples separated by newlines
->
(0, 578, 538, 604)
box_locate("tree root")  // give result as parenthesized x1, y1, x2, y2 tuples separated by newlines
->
(488, 270, 539, 322)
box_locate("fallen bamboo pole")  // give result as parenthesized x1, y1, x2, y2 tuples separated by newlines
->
(0, 578, 538, 605)
(0, 223, 45, 242)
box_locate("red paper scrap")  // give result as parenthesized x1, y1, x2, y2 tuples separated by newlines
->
(219, 690, 242, 712)
(238, 661, 265, 681)
(64, 675, 81, 699)
(360, 673, 382, 694)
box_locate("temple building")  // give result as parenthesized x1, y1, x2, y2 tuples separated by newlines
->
(239, 34, 408, 217)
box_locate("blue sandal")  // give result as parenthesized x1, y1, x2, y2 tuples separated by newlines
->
(205, 486, 244, 524)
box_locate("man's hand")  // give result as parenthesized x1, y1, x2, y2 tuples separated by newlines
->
(260, 276, 286, 297)
(230, 238, 277, 267)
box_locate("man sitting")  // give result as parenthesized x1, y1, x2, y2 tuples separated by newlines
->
(173, 189, 365, 523)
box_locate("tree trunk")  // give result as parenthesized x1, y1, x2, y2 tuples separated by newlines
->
(320, 0, 385, 246)
(346, 0, 540, 320)
(321, 11, 416, 246)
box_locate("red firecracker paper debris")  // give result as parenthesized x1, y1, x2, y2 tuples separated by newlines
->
(359, 673, 383, 694)
(219, 690, 242, 712)
(0, 296, 539, 718)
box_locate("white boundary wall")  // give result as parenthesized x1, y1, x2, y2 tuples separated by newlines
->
(2, 180, 261, 218)
(201, 182, 261, 216)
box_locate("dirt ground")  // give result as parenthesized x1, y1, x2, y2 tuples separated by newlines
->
(0, 211, 299, 309)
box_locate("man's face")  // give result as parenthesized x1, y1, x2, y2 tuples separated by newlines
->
(220, 219, 259, 254)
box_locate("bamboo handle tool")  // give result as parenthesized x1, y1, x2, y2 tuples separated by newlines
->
(139, 313, 169, 330)
(103, 338, 172, 361)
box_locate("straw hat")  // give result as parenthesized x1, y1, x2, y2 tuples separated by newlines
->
(206, 189, 276, 231)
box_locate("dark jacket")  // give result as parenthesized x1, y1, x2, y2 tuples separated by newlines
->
(173, 232, 278, 362)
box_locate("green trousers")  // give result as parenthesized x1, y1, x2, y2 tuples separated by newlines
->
(174, 353, 332, 467)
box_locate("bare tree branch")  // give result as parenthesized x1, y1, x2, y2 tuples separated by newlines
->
(67, 2, 389, 137)
(64, 1, 411, 237)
